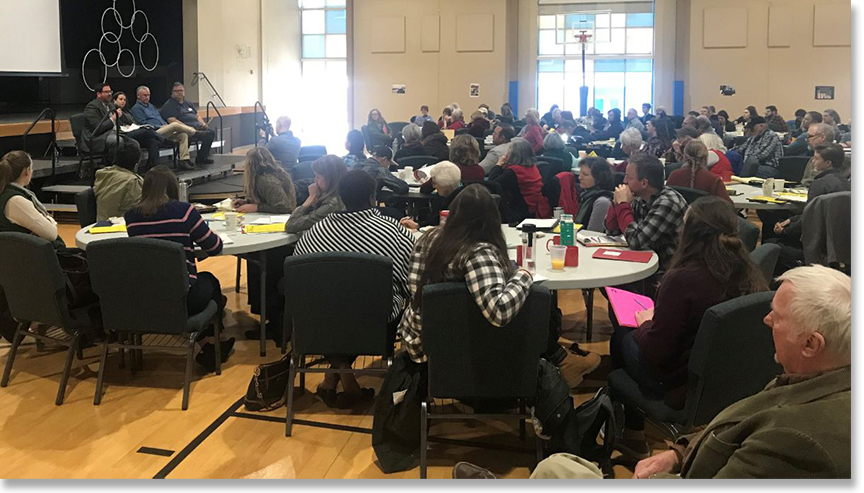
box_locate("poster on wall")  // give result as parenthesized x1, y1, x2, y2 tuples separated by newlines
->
(469, 83, 480, 98)
(392, 84, 406, 94)
(815, 86, 835, 100)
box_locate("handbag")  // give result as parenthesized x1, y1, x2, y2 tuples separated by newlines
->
(244, 352, 292, 412)
(56, 248, 98, 309)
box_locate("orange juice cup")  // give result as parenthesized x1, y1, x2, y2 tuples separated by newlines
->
(550, 245, 567, 270)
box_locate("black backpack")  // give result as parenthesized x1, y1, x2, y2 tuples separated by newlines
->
(547, 387, 620, 474)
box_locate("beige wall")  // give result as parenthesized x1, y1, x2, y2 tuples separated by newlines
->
(261, 0, 302, 117)
(687, 0, 851, 120)
(352, 0, 511, 128)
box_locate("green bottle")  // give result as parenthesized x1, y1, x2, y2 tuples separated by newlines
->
(560, 214, 575, 246)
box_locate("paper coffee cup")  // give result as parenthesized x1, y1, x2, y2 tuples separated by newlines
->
(225, 212, 239, 229)
(774, 179, 785, 191)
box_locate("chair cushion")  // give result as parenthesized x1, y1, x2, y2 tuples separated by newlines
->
(607, 369, 687, 424)
(186, 300, 217, 333)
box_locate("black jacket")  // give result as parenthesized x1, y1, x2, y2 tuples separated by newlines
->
(421, 133, 450, 161)
(82, 99, 116, 153)
(393, 142, 427, 162)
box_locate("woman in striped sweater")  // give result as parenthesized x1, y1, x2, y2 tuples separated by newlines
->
(125, 165, 232, 371)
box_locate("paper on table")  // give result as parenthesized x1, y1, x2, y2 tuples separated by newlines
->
(577, 230, 628, 247)
(244, 223, 286, 234)
(606, 287, 654, 328)
(516, 218, 559, 230)
(89, 224, 127, 234)
(532, 274, 548, 283)
(250, 217, 274, 225)
(269, 215, 292, 223)
(218, 234, 234, 244)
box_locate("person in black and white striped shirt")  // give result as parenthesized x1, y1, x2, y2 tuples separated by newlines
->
(293, 170, 415, 407)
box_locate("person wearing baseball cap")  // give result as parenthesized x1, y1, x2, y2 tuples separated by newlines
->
(730, 115, 783, 177)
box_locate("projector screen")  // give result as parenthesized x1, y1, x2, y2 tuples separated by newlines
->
(0, 0, 64, 75)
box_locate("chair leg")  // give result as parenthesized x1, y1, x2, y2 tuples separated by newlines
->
(582, 288, 594, 342)
(182, 336, 194, 410)
(235, 257, 242, 293)
(535, 436, 545, 467)
(118, 332, 125, 369)
(1, 324, 27, 387)
(420, 401, 429, 479)
(519, 402, 527, 441)
(56, 337, 79, 406)
(298, 357, 306, 396)
(135, 334, 143, 370)
(94, 339, 110, 405)
(214, 318, 222, 376)
(76, 343, 84, 360)
(285, 356, 297, 437)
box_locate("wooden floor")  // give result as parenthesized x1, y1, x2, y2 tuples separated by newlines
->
(0, 223, 673, 479)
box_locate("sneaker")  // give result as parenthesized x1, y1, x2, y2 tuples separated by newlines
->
(452, 462, 497, 479)
(615, 437, 651, 460)
(556, 349, 601, 388)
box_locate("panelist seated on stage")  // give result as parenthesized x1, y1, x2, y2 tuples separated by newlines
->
(159, 82, 216, 166)
(110, 91, 166, 174)
(93, 137, 144, 221)
(129, 85, 198, 171)
(82, 83, 119, 155)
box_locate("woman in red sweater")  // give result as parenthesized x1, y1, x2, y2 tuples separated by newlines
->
(519, 108, 545, 154)
(448, 134, 485, 183)
(613, 196, 767, 459)
(488, 137, 552, 221)
(666, 140, 732, 202)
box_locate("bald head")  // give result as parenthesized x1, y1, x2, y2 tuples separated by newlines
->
(276, 116, 292, 134)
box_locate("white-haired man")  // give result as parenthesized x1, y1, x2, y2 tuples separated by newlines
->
(456, 265, 851, 479)
(129, 85, 198, 170)
(265, 116, 302, 173)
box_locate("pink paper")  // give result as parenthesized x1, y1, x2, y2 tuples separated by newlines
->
(606, 287, 655, 328)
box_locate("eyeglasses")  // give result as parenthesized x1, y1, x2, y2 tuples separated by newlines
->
(806, 134, 819, 140)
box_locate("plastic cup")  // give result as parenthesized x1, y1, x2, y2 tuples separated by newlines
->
(774, 179, 786, 191)
(225, 212, 239, 230)
(550, 245, 567, 270)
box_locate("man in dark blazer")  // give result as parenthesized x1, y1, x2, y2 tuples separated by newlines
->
(82, 83, 118, 155)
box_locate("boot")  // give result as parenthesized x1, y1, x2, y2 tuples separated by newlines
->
(556, 346, 601, 388)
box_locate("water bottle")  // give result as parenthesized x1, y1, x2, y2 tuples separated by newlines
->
(560, 213, 575, 246)
(179, 181, 189, 202)
(521, 224, 536, 272)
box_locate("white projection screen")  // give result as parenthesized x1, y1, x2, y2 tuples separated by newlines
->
(0, 0, 64, 75)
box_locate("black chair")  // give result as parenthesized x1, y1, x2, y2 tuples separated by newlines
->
(535, 161, 554, 184)
(70, 113, 106, 181)
(664, 162, 684, 178)
(737, 216, 759, 252)
(420, 283, 551, 478)
(750, 243, 781, 283)
(75, 188, 98, 228)
(292, 160, 315, 181)
(298, 145, 327, 160)
(0, 233, 97, 405)
(282, 252, 394, 436)
(777, 156, 810, 183)
(802, 191, 851, 272)
(538, 155, 565, 176)
(389, 121, 410, 135)
(608, 291, 779, 440)
(668, 185, 708, 205)
(454, 127, 471, 136)
(395, 155, 439, 170)
(88, 238, 222, 410)
(612, 172, 626, 187)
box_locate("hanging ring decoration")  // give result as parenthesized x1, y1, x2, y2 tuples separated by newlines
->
(81, 49, 108, 92)
(82, 0, 158, 90)
(139, 32, 159, 72)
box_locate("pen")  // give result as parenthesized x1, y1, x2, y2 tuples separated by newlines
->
(635, 299, 648, 310)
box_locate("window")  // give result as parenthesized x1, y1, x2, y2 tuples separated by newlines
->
(537, 7, 654, 117)
(299, 0, 348, 154)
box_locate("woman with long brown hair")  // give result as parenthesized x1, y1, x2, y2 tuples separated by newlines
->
(398, 184, 599, 388)
(666, 140, 731, 202)
(284, 155, 348, 234)
(613, 196, 767, 459)
(233, 147, 297, 214)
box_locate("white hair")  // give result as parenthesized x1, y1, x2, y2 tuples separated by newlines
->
(699, 132, 727, 153)
(451, 109, 464, 121)
(429, 161, 462, 191)
(136, 85, 150, 95)
(810, 122, 835, 142)
(777, 265, 851, 360)
(276, 116, 292, 133)
(524, 108, 541, 126)
(402, 123, 421, 143)
(619, 128, 643, 149)
(543, 132, 565, 150)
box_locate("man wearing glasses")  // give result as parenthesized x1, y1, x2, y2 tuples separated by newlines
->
(799, 123, 837, 187)
(783, 111, 823, 157)
(160, 82, 216, 166)
(82, 83, 119, 157)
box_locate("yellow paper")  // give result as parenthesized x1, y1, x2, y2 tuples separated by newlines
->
(245, 223, 286, 234)
(552, 223, 582, 234)
(211, 212, 245, 220)
(588, 151, 598, 157)
(89, 224, 127, 234)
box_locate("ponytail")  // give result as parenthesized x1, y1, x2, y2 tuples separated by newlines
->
(0, 151, 32, 193)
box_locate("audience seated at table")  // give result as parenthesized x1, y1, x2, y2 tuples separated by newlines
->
(666, 141, 732, 202)
(366, 108, 393, 149)
(605, 153, 687, 278)
(642, 117, 674, 158)
(591, 108, 625, 142)
(355, 146, 409, 197)
(232, 147, 297, 214)
(784, 112, 823, 157)
(447, 134, 485, 183)
(799, 123, 837, 186)
(497, 102, 514, 124)
(575, 157, 614, 232)
(735, 105, 759, 125)
(625, 108, 645, 136)
(682, 112, 698, 129)
(393, 123, 425, 162)
(585, 107, 607, 132)
(541, 105, 559, 128)
(125, 165, 232, 371)
(729, 116, 783, 178)
(479, 123, 516, 174)
(420, 121, 451, 162)
(698, 106, 724, 136)
(94, 137, 144, 221)
(265, 116, 302, 174)
(766, 144, 851, 276)
(448, 109, 466, 131)
(716, 110, 736, 133)
(540, 132, 574, 171)
(822, 109, 846, 142)
(788, 109, 806, 137)
(129, 85, 197, 171)
(0, 151, 63, 249)
(695, 116, 725, 151)
(342, 129, 367, 168)
(111, 91, 166, 173)
(284, 155, 348, 234)
(488, 137, 552, 222)
(293, 170, 415, 408)
(437, 106, 453, 129)
(401, 161, 462, 230)
(413, 105, 433, 127)
(398, 184, 599, 388)
(615, 128, 644, 173)
(764, 105, 788, 133)
(159, 82, 215, 166)
(519, 109, 545, 154)
(639, 103, 654, 125)
(466, 110, 491, 138)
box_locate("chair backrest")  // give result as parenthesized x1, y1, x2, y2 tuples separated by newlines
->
(664, 162, 684, 179)
(778, 156, 810, 183)
(87, 238, 191, 334)
(298, 145, 327, 159)
(668, 185, 708, 205)
(684, 291, 780, 427)
(422, 283, 550, 400)
(284, 252, 393, 356)
(612, 172, 626, 188)
(454, 127, 470, 136)
(395, 155, 439, 170)
(292, 160, 315, 181)
(474, 136, 485, 155)
(75, 188, 98, 227)
(750, 243, 781, 283)
(389, 121, 409, 135)
(69, 113, 87, 142)
(737, 216, 759, 252)
(535, 161, 554, 184)
(0, 233, 71, 329)
(802, 191, 851, 267)
(539, 155, 565, 176)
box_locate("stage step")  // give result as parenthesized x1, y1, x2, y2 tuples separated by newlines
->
(44, 203, 77, 213)
(42, 184, 90, 195)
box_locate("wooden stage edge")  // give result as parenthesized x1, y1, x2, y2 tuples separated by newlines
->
(0, 106, 261, 139)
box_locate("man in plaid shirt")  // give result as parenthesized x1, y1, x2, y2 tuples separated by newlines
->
(764, 105, 788, 133)
(731, 116, 783, 178)
(605, 153, 687, 276)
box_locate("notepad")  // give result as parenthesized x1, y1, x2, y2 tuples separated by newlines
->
(244, 223, 286, 234)
(88, 224, 127, 234)
(606, 287, 654, 328)
(577, 230, 628, 247)
(773, 192, 807, 203)
(516, 218, 559, 230)
(748, 195, 786, 204)
(592, 248, 653, 263)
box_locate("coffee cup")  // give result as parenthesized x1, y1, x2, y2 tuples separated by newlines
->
(545, 236, 561, 251)
(225, 212, 239, 230)
(774, 179, 785, 191)
(762, 178, 775, 197)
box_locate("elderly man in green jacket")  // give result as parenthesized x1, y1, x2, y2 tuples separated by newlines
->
(456, 264, 852, 479)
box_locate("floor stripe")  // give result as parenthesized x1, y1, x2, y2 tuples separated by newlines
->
(152, 396, 245, 479)
(232, 411, 373, 434)
(137, 447, 175, 457)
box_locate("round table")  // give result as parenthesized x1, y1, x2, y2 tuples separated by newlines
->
(75, 212, 298, 357)
(726, 183, 800, 211)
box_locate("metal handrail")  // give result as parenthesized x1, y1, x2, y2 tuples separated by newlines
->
(22, 108, 57, 178)
(205, 101, 225, 154)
